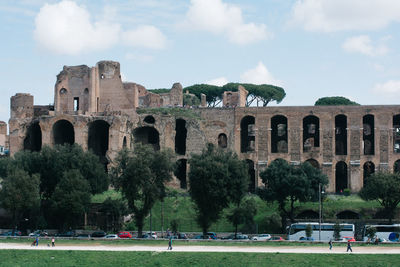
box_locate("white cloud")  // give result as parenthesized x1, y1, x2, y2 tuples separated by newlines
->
(33, 0, 167, 55)
(183, 0, 271, 45)
(372, 80, 400, 95)
(240, 62, 282, 86)
(205, 77, 229, 86)
(34, 1, 120, 55)
(122, 25, 167, 50)
(290, 0, 400, 32)
(342, 35, 388, 56)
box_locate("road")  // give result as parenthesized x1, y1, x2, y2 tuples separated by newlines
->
(0, 242, 399, 254)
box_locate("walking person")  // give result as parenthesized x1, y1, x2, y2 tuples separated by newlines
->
(329, 239, 332, 250)
(51, 237, 55, 247)
(346, 240, 352, 252)
(35, 236, 39, 247)
(168, 237, 173, 250)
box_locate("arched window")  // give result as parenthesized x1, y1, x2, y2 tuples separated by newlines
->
(53, 120, 74, 145)
(363, 161, 375, 186)
(363, 114, 374, 155)
(393, 115, 400, 153)
(175, 159, 187, 189)
(335, 161, 348, 193)
(394, 160, 400, 173)
(175, 119, 187, 155)
(335, 115, 347, 155)
(144, 115, 155, 124)
(59, 88, 67, 95)
(271, 115, 288, 153)
(305, 159, 319, 169)
(24, 121, 42, 151)
(133, 127, 160, 151)
(218, 133, 227, 148)
(240, 116, 255, 153)
(246, 159, 256, 193)
(303, 115, 319, 152)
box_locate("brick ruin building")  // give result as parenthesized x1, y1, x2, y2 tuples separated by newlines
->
(7, 60, 400, 193)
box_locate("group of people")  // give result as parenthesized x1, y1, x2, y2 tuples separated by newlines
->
(329, 239, 353, 252)
(31, 236, 56, 247)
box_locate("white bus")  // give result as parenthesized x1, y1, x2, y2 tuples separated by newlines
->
(363, 224, 400, 242)
(288, 222, 355, 241)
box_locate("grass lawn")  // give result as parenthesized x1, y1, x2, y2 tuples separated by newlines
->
(1, 250, 400, 267)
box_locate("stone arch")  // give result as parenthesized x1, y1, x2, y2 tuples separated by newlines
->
(296, 210, 319, 219)
(218, 133, 227, 148)
(335, 161, 348, 193)
(246, 159, 256, 193)
(393, 114, 400, 153)
(363, 161, 375, 186)
(271, 115, 288, 153)
(303, 115, 319, 152)
(336, 210, 360, 219)
(175, 119, 187, 155)
(24, 121, 42, 152)
(133, 126, 160, 150)
(175, 159, 187, 189)
(144, 115, 155, 124)
(53, 119, 74, 145)
(363, 114, 375, 155)
(394, 160, 400, 173)
(305, 158, 319, 169)
(241, 116, 255, 153)
(88, 120, 110, 168)
(335, 114, 347, 155)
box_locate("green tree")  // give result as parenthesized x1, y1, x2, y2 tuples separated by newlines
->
(365, 226, 377, 242)
(305, 224, 313, 238)
(0, 168, 40, 231)
(100, 197, 129, 233)
(222, 83, 286, 107)
(333, 222, 341, 240)
(50, 169, 91, 230)
(315, 96, 359, 106)
(110, 144, 175, 237)
(189, 144, 249, 236)
(258, 159, 328, 230)
(183, 93, 200, 107)
(227, 197, 257, 237)
(359, 172, 400, 223)
(184, 84, 223, 107)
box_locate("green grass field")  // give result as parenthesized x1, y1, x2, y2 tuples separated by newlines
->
(1, 250, 399, 267)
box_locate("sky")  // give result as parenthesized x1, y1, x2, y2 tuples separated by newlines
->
(1, 0, 400, 124)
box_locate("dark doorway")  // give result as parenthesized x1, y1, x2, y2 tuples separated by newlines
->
(88, 120, 109, 162)
(363, 114, 374, 155)
(241, 116, 255, 153)
(393, 115, 400, 153)
(133, 127, 160, 150)
(335, 161, 348, 193)
(246, 159, 256, 193)
(335, 115, 347, 155)
(218, 133, 227, 148)
(303, 115, 319, 152)
(53, 120, 74, 145)
(175, 159, 187, 189)
(175, 119, 187, 155)
(271, 115, 288, 153)
(363, 161, 375, 186)
(122, 136, 127, 149)
(24, 121, 42, 151)
(305, 159, 319, 169)
(394, 160, 400, 173)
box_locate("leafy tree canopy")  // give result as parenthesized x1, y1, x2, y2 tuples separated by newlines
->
(183, 93, 200, 107)
(4, 144, 108, 198)
(0, 168, 40, 228)
(189, 144, 249, 235)
(258, 159, 328, 230)
(110, 144, 175, 237)
(315, 96, 359, 106)
(359, 172, 400, 223)
(148, 88, 170, 94)
(50, 169, 91, 230)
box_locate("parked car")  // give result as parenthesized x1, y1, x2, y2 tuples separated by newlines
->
(207, 232, 217, 240)
(270, 236, 284, 241)
(91, 231, 107, 238)
(177, 233, 188, 239)
(76, 234, 91, 238)
(0, 230, 21, 236)
(221, 234, 248, 240)
(146, 232, 157, 239)
(252, 234, 271, 241)
(234, 234, 249, 240)
(56, 231, 75, 237)
(193, 235, 212, 240)
(118, 231, 132, 238)
(299, 236, 314, 241)
(337, 236, 355, 242)
(29, 230, 48, 237)
(105, 234, 119, 239)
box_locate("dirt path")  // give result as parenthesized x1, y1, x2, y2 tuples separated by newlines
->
(1, 243, 399, 254)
